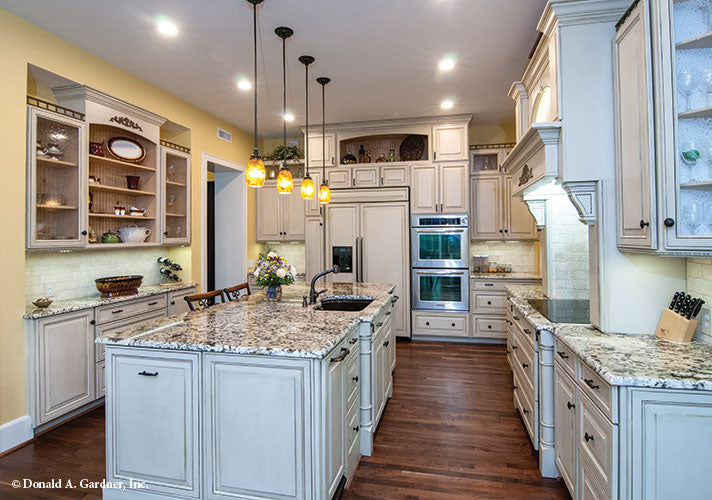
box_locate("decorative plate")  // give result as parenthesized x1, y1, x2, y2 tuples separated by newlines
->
(107, 137, 146, 163)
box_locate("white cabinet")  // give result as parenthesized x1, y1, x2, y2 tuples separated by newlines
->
(326, 164, 411, 190)
(168, 287, 197, 316)
(303, 170, 323, 217)
(380, 164, 409, 186)
(106, 348, 200, 498)
(161, 146, 191, 245)
(256, 180, 306, 241)
(307, 133, 336, 167)
(470, 174, 537, 240)
(613, 0, 656, 250)
(35, 310, 94, 425)
(326, 167, 351, 189)
(432, 124, 468, 161)
(325, 344, 347, 496)
(411, 163, 468, 214)
(554, 363, 577, 493)
(352, 165, 380, 188)
(305, 217, 325, 280)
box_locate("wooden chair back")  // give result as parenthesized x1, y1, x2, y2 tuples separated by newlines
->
(183, 289, 226, 311)
(223, 283, 251, 302)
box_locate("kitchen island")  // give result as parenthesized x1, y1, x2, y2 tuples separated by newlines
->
(97, 283, 397, 500)
(505, 285, 712, 500)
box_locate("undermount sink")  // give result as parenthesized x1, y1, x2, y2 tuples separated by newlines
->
(315, 297, 374, 312)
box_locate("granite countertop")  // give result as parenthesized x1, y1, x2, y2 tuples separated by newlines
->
(96, 282, 396, 359)
(506, 285, 712, 391)
(24, 282, 197, 320)
(471, 272, 542, 281)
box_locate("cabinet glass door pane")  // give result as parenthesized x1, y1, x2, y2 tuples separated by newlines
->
(471, 153, 499, 174)
(672, 1, 712, 238)
(34, 114, 81, 242)
(165, 151, 188, 241)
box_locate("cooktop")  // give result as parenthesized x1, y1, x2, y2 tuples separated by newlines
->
(526, 299, 590, 324)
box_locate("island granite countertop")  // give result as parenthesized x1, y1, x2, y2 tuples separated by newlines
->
(506, 284, 712, 391)
(24, 282, 198, 320)
(97, 282, 396, 359)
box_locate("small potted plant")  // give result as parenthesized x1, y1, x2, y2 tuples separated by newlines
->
(254, 251, 297, 300)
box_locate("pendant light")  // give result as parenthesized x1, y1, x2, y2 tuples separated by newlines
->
(245, 0, 266, 188)
(317, 77, 331, 204)
(275, 27, 294, 194)
(299, 55, 315, 200)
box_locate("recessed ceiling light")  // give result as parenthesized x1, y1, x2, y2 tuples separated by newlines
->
(156, 18, 178, 36)
(441, 100, 454, 109)
(439, 58, 455, 71)
(284, 113, 295, 122)
(237, 79, 252, 90)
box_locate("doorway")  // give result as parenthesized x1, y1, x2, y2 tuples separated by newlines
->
(201, 153, 247, 292)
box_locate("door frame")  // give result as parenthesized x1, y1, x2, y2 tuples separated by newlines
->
(200, 153, 247, 291)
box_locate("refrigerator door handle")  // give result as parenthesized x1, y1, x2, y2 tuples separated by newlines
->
(354, 238, 359, 282)
(358, 237, 364, 282)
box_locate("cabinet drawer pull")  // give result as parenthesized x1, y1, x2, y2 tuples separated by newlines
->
(138, 371, 158, 377)
(330, 347, 350, 363)
(513, 385, 518, 390)
(112, 309, 124, 314)
(352, 376, 359, 382)
(522, 362, 528, 368)
(377, 321, 383, 327)
(557, 351, 569, 359)
(513, 315, 520, 321)
(391, 295, 399, 304)
(148, 301, 159, 306)
(523, 328, 531, 335)
(383, 340, 390, 347)
(353, 426, 360, 433)
(385, 310, 392, 315)
(349, 337, 358, 344)
(522, 408, 529, 414)
(512, 345, 518, 350)
(484, 283, 494, 287)
(584, 432, 594, 442)
(567, 401, 575, 410)
(506, 350, 511, 354)
(583, 378, 600, 390)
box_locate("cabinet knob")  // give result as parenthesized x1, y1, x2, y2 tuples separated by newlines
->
(522, 362, 528, 368)
(512, 345, 518, 350)
(567, 401, 575, 410)
(383, 340, 390, 347)
(513, 385, 518, 390)
(583, 378, 600, 390)
(163, 231, 169, 236)
(584, 432, 594, 442)
(352, 376, 359, 382)
(504, 229, 508, 233)
(171, 301, 176, 305)
(487, 325, 492, 329)
(451, 322, 455, 327)
(81, 230, 88, 236)
(89, 319, 96, 325)
(522, 408, 529, 414)
(487, 301, 492, 305)
(557, 351, 569, 359)
(426, 321, 430, 326)
(353, 426, 359, 433)
(499, 229, 503, 233)
(639, 219, 650, 229)
(664, 218, 675, 228)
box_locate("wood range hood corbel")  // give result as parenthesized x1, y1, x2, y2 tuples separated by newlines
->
(563, 181, 598, 225)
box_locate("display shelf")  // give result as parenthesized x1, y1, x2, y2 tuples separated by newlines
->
(89, 213, 155, 220)
(37, 157, 77, 168)
(89, 184, 155, 196)
(676, 31, 712, 50)
(679, 106, 712, 119)
(37, 204, 77, 210)
(680, 181, 712, 189)
(89, 154, 156, 172)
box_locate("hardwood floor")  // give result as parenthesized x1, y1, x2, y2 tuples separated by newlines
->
(343, 341, 570, 500)
(0, 341, 569, 500)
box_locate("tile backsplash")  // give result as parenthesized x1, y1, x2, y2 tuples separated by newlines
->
(687, 258, 712, 342)
(25, 248, 184, 302)
(259, 242, 307, 276)
(470, 240, 540, 273)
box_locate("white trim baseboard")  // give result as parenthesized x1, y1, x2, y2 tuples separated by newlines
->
(0, 415, 33, 453)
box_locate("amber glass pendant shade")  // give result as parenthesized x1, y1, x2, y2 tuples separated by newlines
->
(245, 156, 266, 187)
(276, 167, 293, 194)
(301, 176, 315, 199)
(318, 182, 331, 204)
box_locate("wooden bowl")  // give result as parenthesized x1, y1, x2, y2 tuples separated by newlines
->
(95, 275, 143, 297)
(32, 298, 53, 309)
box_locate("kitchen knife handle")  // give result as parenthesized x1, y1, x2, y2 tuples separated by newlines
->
(693, 300, 706, 319)
(669, 292, 679, 310)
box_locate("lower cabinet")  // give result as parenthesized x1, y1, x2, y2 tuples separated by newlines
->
(106, 349, 201, 498)
(411, 310, 468, 338)
(555, 363, 577, 493)
(34, 310, 95, 425)
(168, 288, 196, 316)
(470, 278, 542, 341)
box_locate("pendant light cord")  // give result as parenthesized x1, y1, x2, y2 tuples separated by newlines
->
(252, 2, 258, 155)
(305, 63, 309, 177)
(322, 83, 325, 179)
(282, 36, 287, 168)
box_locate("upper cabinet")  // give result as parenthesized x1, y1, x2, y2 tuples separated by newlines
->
(614, 0, 712, 254)
(26, 106, 87, 249)
(161, 147, 191, 245)
(411, 163, 468, 214)
(27, 86, 192, 251)
(307, 133, 336, 168)
(432, 125, 468, 162)
(256, 180, 306, 242)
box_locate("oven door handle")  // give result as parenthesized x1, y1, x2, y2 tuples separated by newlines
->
(414, 270, 468, 276)
(412, 228, 466, 234)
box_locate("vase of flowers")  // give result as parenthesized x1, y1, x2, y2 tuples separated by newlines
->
(254, 251, 297, 301)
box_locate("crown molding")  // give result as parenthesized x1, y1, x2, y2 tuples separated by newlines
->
(300, 114, 473, 135)
(548, 0, 631, 27)
(508, 81, 529, 101)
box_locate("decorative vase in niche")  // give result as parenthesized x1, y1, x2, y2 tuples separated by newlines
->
(266, 285, 282, 301)
(126, 175, 141, 190)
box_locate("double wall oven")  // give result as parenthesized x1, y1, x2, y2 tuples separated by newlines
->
(411, 214, 469, 312)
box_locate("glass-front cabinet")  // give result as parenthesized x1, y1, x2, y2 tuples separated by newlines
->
(614, 0, 712, 253)
(161, 146, 190, 245)
(27, 106, 87, 248)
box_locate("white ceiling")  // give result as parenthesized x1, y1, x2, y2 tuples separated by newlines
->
(2, 0, 547, 138)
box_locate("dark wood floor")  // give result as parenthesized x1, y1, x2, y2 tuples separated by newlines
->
(0, 341, 569, 500)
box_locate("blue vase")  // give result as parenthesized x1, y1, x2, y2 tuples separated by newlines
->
(266, 285, 282, 301)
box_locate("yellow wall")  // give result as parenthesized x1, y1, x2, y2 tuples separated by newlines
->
(469, 123, 516, 145)
(0, 8, 258, 427)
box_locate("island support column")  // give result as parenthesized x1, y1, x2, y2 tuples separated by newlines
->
(358, 320, 374, 456)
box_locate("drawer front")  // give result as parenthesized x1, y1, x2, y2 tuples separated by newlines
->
(413, 312, 468, 337)
(326, 168, 351, 188)
(473, 292, 508, 313)
(473, 280, 508, 292)
(346, 397, 360, 451)
(168, 288, 196, 316)
(511, 309, 536, 349)
(514, 375, 538, 448)
(472, 317, 507, 339)
(345, 351, 360, 408)
(578, 391, 616, 494)
(554, 338, 577, 380)
(96, 360, 106, 398)
(506, 336, 514, 369)
(579, 363, 614, 421)
(513, 327, 537, 397)
(352, 166, 379, 188)
(96, 295, 167, 325)
(95, 309, 167, 363)
(380, 165, 409, 186)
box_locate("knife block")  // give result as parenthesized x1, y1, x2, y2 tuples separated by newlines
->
(655, 308, 698, 343)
